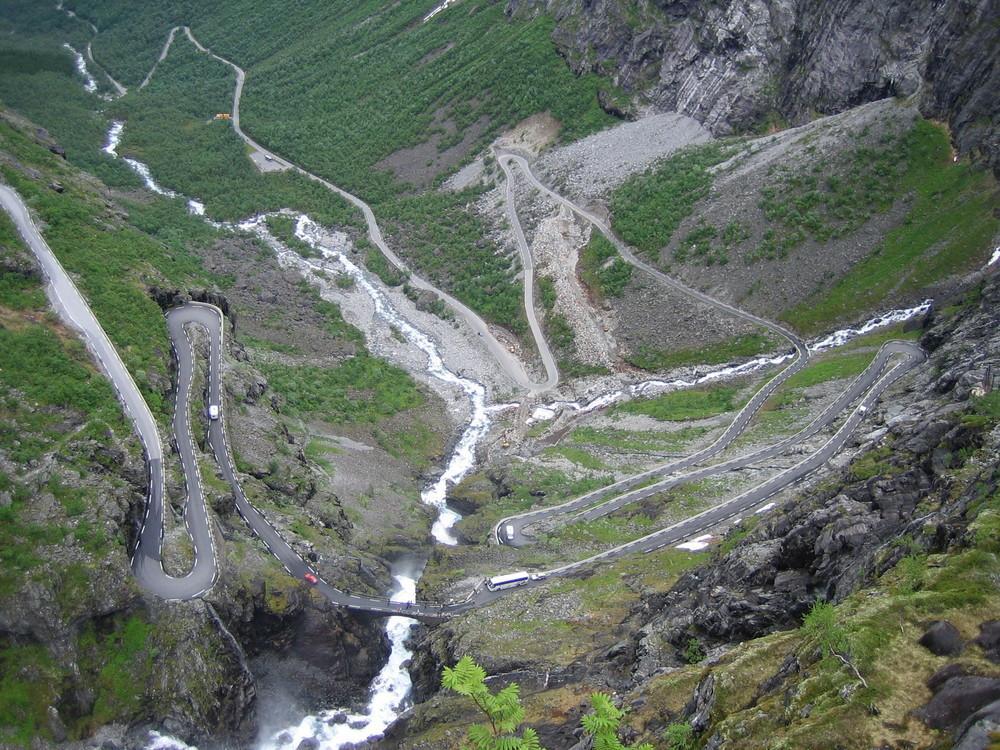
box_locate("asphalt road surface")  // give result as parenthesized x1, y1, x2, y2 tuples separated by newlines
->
(15, 31, 930, 619)
(3, 178, 925, 621)
(499, 341, 922, 546)
(0, 185, 216, 600)
(497, 154, 560, 390)
(148, 27, 548, 394)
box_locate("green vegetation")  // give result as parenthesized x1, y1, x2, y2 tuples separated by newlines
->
(75, 0, 618, 201)
(547, 515, 655, 546)
(374, 422, 443, 472)
(962, 390, 1000, 430)
(568, 425, 708, 454)
(673, 219, 749, 266)
(848, 445, 897, 481)
(627, 332, 778, 372)
(663, 722, 696, 750)
(441, 658, 652, 750)
(0, 116, 217, 418)
(579, 234, 632, 300)
(683, 637, 706, 664)
(80, 615, 154, 727)
(442, 656, 544, 750)
(543, 445, 608, 471)
(379, 190, 525, 333)
(113, 33, 360, 227)
(615, 384, 741, 422)
(582, 693, 654, 750)
(782, 351, 873, 389)
(452, 466, 615, 542)
(784, 120, 998, 333)
(0, 7, 129, 187)
(610, 143, 730, 258)
(260, 354, 424, 423)
(0, 642, 60, 746)
(0, 218, 133, 601)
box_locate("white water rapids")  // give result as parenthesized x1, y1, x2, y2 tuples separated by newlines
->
(257, 569, 419, 750)
(62, 43, 97, 93)
(103, 120, 206, 217)
(92, 115, 938, 749)
(94, 116, 485, 749)
(527, 299, 933, 426)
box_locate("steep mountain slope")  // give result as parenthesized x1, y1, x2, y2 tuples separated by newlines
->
(0, 105, 445, 746)
(394, 274, 1000, 750)
(508, 0, 999, 176)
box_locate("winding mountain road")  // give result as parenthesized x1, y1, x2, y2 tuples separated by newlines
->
(144, 26, 548, 394)
(3, 179, 925, 621)
(489, 152, 817, 541)
(0, 185, 216, 601)
(497, 154, 560, 390)
(498, 340, 919, 546)
(25, 20, 932, 620)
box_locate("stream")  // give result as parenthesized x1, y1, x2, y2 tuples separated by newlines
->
(98, 117, 488, 748)
(97, 111, 938, 748)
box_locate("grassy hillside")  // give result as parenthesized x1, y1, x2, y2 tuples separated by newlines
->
(109, 33, 359, 227)
(68, 0, 619, 201)
(0, 114, 216, 417)
(608, 114, 998, 334)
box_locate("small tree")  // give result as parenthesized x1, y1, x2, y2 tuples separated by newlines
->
(801, 601, 867, 688)
(682, 637, 705, 665)
(663, 722, 696, 750)
(441, 656, 545, 750)
(580, 693, 654, 750)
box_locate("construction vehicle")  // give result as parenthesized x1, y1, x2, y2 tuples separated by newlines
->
(213, 113, 231, 121)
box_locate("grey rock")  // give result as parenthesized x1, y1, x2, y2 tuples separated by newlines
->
(507, 0, 998, 175)
(953, 699, 1000, 750)
(927, 663, 975, 691)
(46, 705, 67, 742)
(914, 676, 1000, 731)
(683, 673, 716, 732)
(296, 739, 320, 750)
(974, 620, 1000, 663)
(918, 620, 964, 656)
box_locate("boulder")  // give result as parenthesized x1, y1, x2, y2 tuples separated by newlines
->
(918, 620, 964, 656)
(914, 676, 1000, 730)
(973, 620, 1000, 663)
(953, 699, 1000, 750)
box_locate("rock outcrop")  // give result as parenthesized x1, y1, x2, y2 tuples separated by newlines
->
(628, 277, 1000, 675)
(506, 0, 999, 175)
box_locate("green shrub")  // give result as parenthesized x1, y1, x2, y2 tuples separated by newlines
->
(610, 143, 730, 258)
(615, 385, 741, 422)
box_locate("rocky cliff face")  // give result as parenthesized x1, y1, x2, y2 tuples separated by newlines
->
(395, 271, 1000, 749)
(507, 0, 999, 174)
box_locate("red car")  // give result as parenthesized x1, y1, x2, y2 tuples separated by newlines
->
(303, 572, 319, 585)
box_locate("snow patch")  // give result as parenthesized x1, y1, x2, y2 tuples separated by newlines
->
(676, 533, 713, 551)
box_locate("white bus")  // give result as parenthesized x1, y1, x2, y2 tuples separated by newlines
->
(485, 571, 530, 592)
